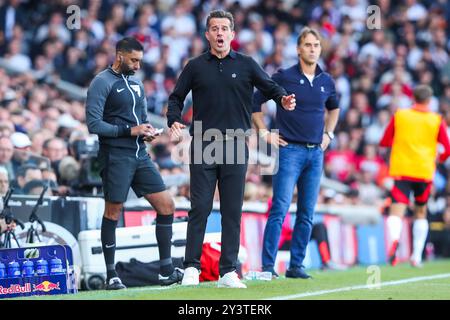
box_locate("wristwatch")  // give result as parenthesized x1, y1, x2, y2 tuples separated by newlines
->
(325, 131, 335, 140)
(259, 129, 269, 138)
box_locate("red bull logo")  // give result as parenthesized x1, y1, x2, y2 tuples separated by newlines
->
(33, 281, 60, 292)
(0, 284, 32, 295)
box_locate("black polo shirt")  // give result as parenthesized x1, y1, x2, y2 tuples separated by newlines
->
(167, 50, 287, 135)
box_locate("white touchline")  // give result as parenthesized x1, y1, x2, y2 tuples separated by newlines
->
(124, 286, 174, 293)
(265, 273, 450, 300)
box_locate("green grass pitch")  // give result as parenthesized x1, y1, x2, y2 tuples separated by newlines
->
(12, 259, 450, 300)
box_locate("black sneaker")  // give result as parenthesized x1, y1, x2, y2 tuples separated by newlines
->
(285, 267, 311, 279)
(106, 277, 126, 290)
(262, 267, 279, 279)
(159, 268, 184, 286)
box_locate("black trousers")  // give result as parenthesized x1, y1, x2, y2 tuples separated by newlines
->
(184, 137, 248, 276)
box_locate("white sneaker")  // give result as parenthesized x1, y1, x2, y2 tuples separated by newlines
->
(218, 271, 247, 288)
(181, 267, 200, 286)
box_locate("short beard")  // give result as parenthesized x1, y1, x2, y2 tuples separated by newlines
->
(119, 62, 135, 76)
(121, 66, 135, 76)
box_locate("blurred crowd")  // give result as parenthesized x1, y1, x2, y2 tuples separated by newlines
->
(0, 0, 449, 235)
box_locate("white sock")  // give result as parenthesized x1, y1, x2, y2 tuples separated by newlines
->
(387, 215, 402, 243)
(411, 219, 429, 264)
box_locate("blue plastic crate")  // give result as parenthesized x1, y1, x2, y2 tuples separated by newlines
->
(0, 245, 77, 298)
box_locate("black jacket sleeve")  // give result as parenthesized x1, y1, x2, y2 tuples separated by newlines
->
(249, 58, 287, 106)
(86, 76, 131, 137)
(167, 60, 193, 128)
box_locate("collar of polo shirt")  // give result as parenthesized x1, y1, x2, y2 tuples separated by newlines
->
(297, 62, 323, 76)
(207, 49, 237, 60)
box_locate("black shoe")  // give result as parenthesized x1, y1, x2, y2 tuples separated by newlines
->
(159, 268, 184, 286)
(285, 267, 311, 279)
(106, 277, 126, 290)
(262, 266, 279, 279)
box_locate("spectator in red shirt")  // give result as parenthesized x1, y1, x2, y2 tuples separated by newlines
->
(357, 144, 388, 183)
(325, 131, 358, 183)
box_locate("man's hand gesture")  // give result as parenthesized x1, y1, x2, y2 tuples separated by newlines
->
(281, 94, 296, 111)
(131, 123, 154, 137)
(169, 122, 186, 143)
(261, 130, 288, 147)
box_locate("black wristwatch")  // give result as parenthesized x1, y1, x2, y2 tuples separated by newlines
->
(325, 131, 335, 140)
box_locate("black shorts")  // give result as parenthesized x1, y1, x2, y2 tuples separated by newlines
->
(390, 179, 432, 206)
(98, 146, 166, 203)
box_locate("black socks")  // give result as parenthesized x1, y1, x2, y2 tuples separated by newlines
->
(101, 216, 118, 280)
(156, 214, 174, 276)
(102, 214, 175, 279)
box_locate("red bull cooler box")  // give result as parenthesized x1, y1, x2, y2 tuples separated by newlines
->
(0, 245, 77, 298)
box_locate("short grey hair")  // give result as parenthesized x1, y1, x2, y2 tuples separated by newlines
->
(58, 156, 80, 182)
(0, 166, 8, 178)
(206, 10, 234, 31)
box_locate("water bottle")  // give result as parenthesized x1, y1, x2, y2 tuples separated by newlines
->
(0, 262, 6, 278)
(256, 271, 273, 281)
(244, 270, 257, 280)
(50, 258, 64, 274)
(7, 261, 21, 278)
(244, 271, 272, 281)
(21, 260, 34, 277)
(35, 259, 49, 275)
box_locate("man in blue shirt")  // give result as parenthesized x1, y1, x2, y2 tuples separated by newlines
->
(253, 27, 340, 279)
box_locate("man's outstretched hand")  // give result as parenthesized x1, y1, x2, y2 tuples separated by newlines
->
(281, 94, 296, 111)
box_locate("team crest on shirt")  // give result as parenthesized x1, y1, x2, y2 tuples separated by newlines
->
(321, 86, 325, 92)
(130, 84, 141, 97)
(300, 79, 304, 84)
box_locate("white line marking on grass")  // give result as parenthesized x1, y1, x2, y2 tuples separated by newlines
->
(126, 282, 217, 293)
(266, 273, 450, 300)
(130, 286, 174, 292)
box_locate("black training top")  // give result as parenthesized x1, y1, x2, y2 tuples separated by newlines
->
(167, 50, 287, 135)
(85, 67, 148, 157)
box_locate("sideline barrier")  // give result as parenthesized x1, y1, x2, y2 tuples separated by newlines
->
(2, 195, 410, 286)
(124, 198, 397, 274)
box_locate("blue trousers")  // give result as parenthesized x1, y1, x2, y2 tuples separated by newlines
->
(262, 144, 323, 269)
